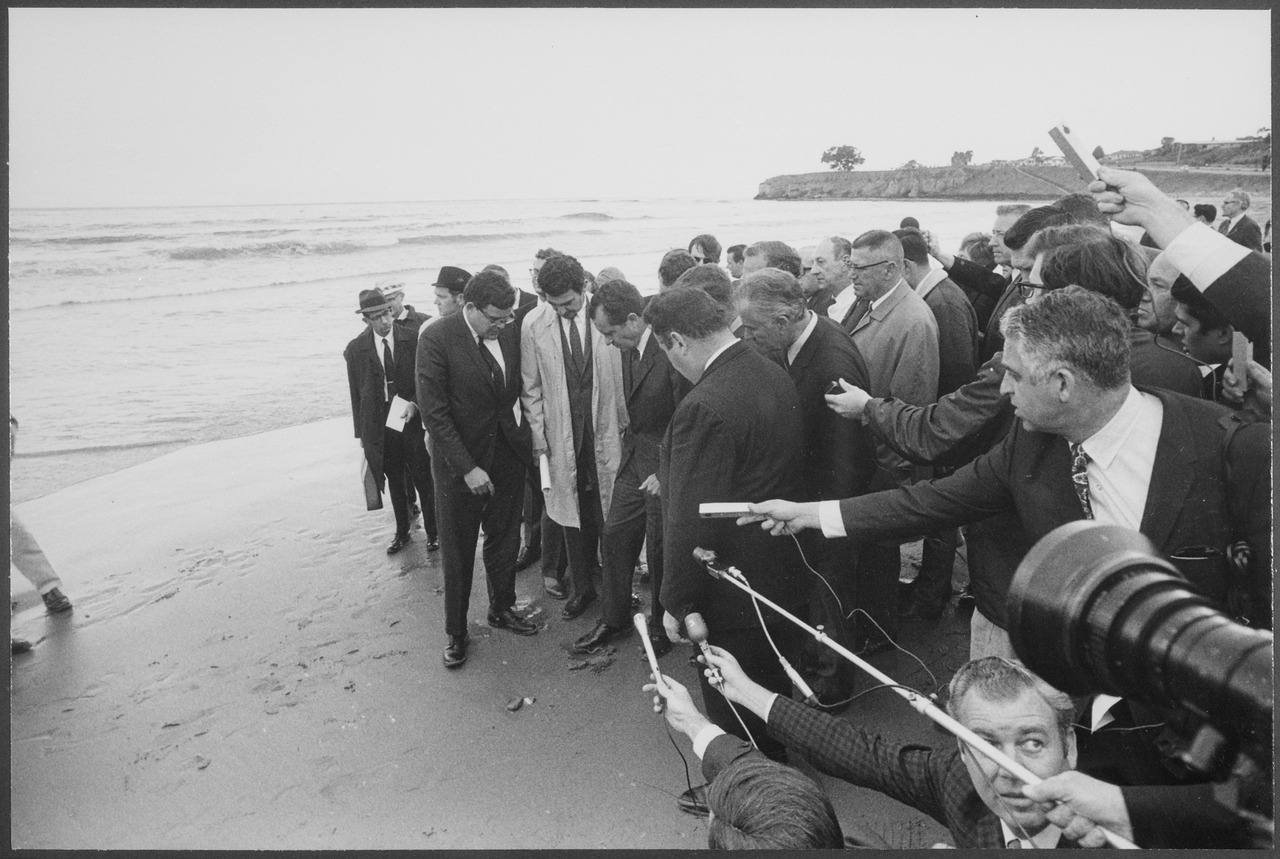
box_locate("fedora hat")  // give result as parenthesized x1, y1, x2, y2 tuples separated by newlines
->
(355, 288, 392, 315)
(432, 265, 473, 293)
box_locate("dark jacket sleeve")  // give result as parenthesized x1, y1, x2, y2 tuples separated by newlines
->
(945, 256, 1008, 300)
(701, 732, 760, 783)
(416, 325, 477, 479)
(344, 340, 364, 439)
(1122, 783, 1253, 848)
(861, 355, 1010, 468)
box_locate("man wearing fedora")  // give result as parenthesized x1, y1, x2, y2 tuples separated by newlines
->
(344, 287, 435, 555)
(429, 265, 473, 325)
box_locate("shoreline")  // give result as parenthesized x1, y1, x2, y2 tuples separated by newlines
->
(11, 417, 966, 849)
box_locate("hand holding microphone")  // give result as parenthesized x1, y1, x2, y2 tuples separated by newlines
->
(684, 612, 724, 691)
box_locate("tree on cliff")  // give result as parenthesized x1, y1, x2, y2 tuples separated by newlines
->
(821, 145, 865, 172)
(899, 159, 922, 170)
(950, 150, 973, 167)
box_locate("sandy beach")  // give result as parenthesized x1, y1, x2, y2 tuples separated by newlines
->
(11, 417, 972, 849)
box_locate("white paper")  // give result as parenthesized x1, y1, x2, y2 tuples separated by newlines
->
(539, 453, 551, 493)
(384, 395, 412, 432)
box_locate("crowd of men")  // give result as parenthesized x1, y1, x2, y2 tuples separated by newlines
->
(343, 168, 1271, 848)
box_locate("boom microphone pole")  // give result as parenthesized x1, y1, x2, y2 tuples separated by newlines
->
(692, 547, 1140, 851)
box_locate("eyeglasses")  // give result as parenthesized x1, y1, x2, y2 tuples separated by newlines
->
(474, 306, 514, 325)
(1017, 281, 1048, 299)
(849, 260, 893, 272)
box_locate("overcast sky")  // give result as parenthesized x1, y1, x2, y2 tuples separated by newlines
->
(9, 7, 1271, 208)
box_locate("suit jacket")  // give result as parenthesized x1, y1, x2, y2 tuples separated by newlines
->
(839, 388, 1240, 601)
(703, 696, 1010, 849)
(659, 341, 810, 630)
(416, 311, 529, 484)
(787, 314, 876, 500)
(978, 279, 1021, 364)
(806, 286, 835, 317)
(1129, 327, 1205, 398)
(345, 324, 426, 490)
(918, 275, 979, 397)
(1220, 213, 1264, 252)
(520, 300, 627, 528)
(945, 255, 1009, 339)
(618, 331, 688, 481)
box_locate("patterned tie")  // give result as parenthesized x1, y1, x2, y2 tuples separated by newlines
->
(1069, 442, 1094, 520)
(381, 337, 396, 401)
(565, 311, 584, 373)
(478, 335, 503, 388)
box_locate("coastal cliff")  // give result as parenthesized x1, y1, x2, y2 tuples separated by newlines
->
(756, 164, 1272, 201)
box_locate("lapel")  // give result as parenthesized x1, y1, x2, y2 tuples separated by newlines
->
(361, 328, 388, 385)
(854, 280, 905, 334)
(1138, 390, 1198, 549)
(629, 335, 660, 404)
(789, 317, 821, 380)
(698, 340, 745, 387)
(455, 313, 499, 398)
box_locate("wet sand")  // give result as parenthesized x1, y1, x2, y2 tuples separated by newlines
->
(11, 418, 970, 849)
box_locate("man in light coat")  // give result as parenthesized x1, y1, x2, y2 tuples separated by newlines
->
(521, 253, 627, 621)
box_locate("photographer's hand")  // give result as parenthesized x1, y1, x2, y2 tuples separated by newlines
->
(1089, 166, 1195, 248)
(1021, 771, 1133, 848)
(736, 500, 819, 536)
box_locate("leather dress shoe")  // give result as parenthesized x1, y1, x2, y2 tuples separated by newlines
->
(443, 635, 468, 669)
(572, 620, 631, 653)
(426, 536, 440, 551)
(898, 595, 945, 622)
(677, 784, 710, 817)
(648, 633, 672, 659)
(516, 544, 541, 571)
(488, 607, 538, 636)
(42, 587, 73, 614)
(12, 638, 33, 655)
(954, 583, 977, 616)
(543, 578, 568, 600)
(386, 534, 411, 555)
(561, 591, 596, 621)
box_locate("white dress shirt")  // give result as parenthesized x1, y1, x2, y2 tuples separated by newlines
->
(1075, 386, 1163, 531)
(827, 284, 857, 323)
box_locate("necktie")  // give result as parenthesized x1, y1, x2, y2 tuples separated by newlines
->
(478, 335, 503, 388)
(565, 311, 584, 373)
(1069, 442, 1094, 520)
(845, 298, 871, 330)
(1219, 219, 1230, 234)
(623, 347, 637, 396)
(381, 337, 396, 401)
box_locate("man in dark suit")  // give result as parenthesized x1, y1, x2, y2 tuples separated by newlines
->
(647, 649, 1092, 849)
(417, 271, 537, 669)
(750, 288, 1250, 609)
(738, 267, 876, 706)
(381, 280, 438, 549)
(345, 287, 436, 556)
(646, 286, 811, 770)
(1217, 188, 1264, 251)
(571, 280, 690, 656)
(924, 204, 1029, 341)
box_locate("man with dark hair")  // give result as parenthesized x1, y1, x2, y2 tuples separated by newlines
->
(521, 254, 627, 622)
(738, 268, 875, 705)
(741, 240, 802, 279)
(417, 272, 536, 668)
(431, 265, 472, 321)
(345, 287, 437, 556)
(672, 262, 737, 331)
(812, 235, 852, 322)
(1171, 275, 1235, 404)
(706, 754, 845, 849)
(688, 233, 722, 265)
(658, 248, 699, 291)
(644, 286, 811, 798)
(481, 263, 539, 321)
(725, 244, 747, 280)
(1218, 188, 1263, 251)
(1193, 203, 1217, 226)
(571, 280, 689, 656)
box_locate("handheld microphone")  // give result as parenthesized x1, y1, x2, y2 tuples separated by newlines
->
(684, 613, 724, 691)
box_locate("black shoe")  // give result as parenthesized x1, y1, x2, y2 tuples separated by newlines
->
(11, 638, 33, 655)
(955, 583, 976, 616)
(443, 635, 468, 669)
(561, 591, 596, 621)
(543, 578, 568, 600)
(42, 588, 73, 614)
(426, 538, 440, 551)
(572, 620, 630, 653)
(387, 534, 411, 555)
(677, 784, 709, 817)
(488, 607, 538, 636)
(648, 633, 672, 659)
(898, 595, 945, 622)
(516, 544, 541, 571)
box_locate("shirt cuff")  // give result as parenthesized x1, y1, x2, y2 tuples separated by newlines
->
(692, 724, 726, 759)
(818, 500, 847, 538)
(1161, 222, 1251, 292)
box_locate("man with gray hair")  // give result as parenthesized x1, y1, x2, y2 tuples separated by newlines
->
(1217, 188, 1263, 251)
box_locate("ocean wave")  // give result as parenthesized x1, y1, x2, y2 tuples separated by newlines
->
(13, 233, 167, 246)
(167, 239, 370, 261)
(558, 212, 614, 220)
(397, 230, 556, 245)
(15, 438, 194, 458)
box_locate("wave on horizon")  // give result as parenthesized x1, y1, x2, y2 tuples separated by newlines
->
(167, 239, 370, 261)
